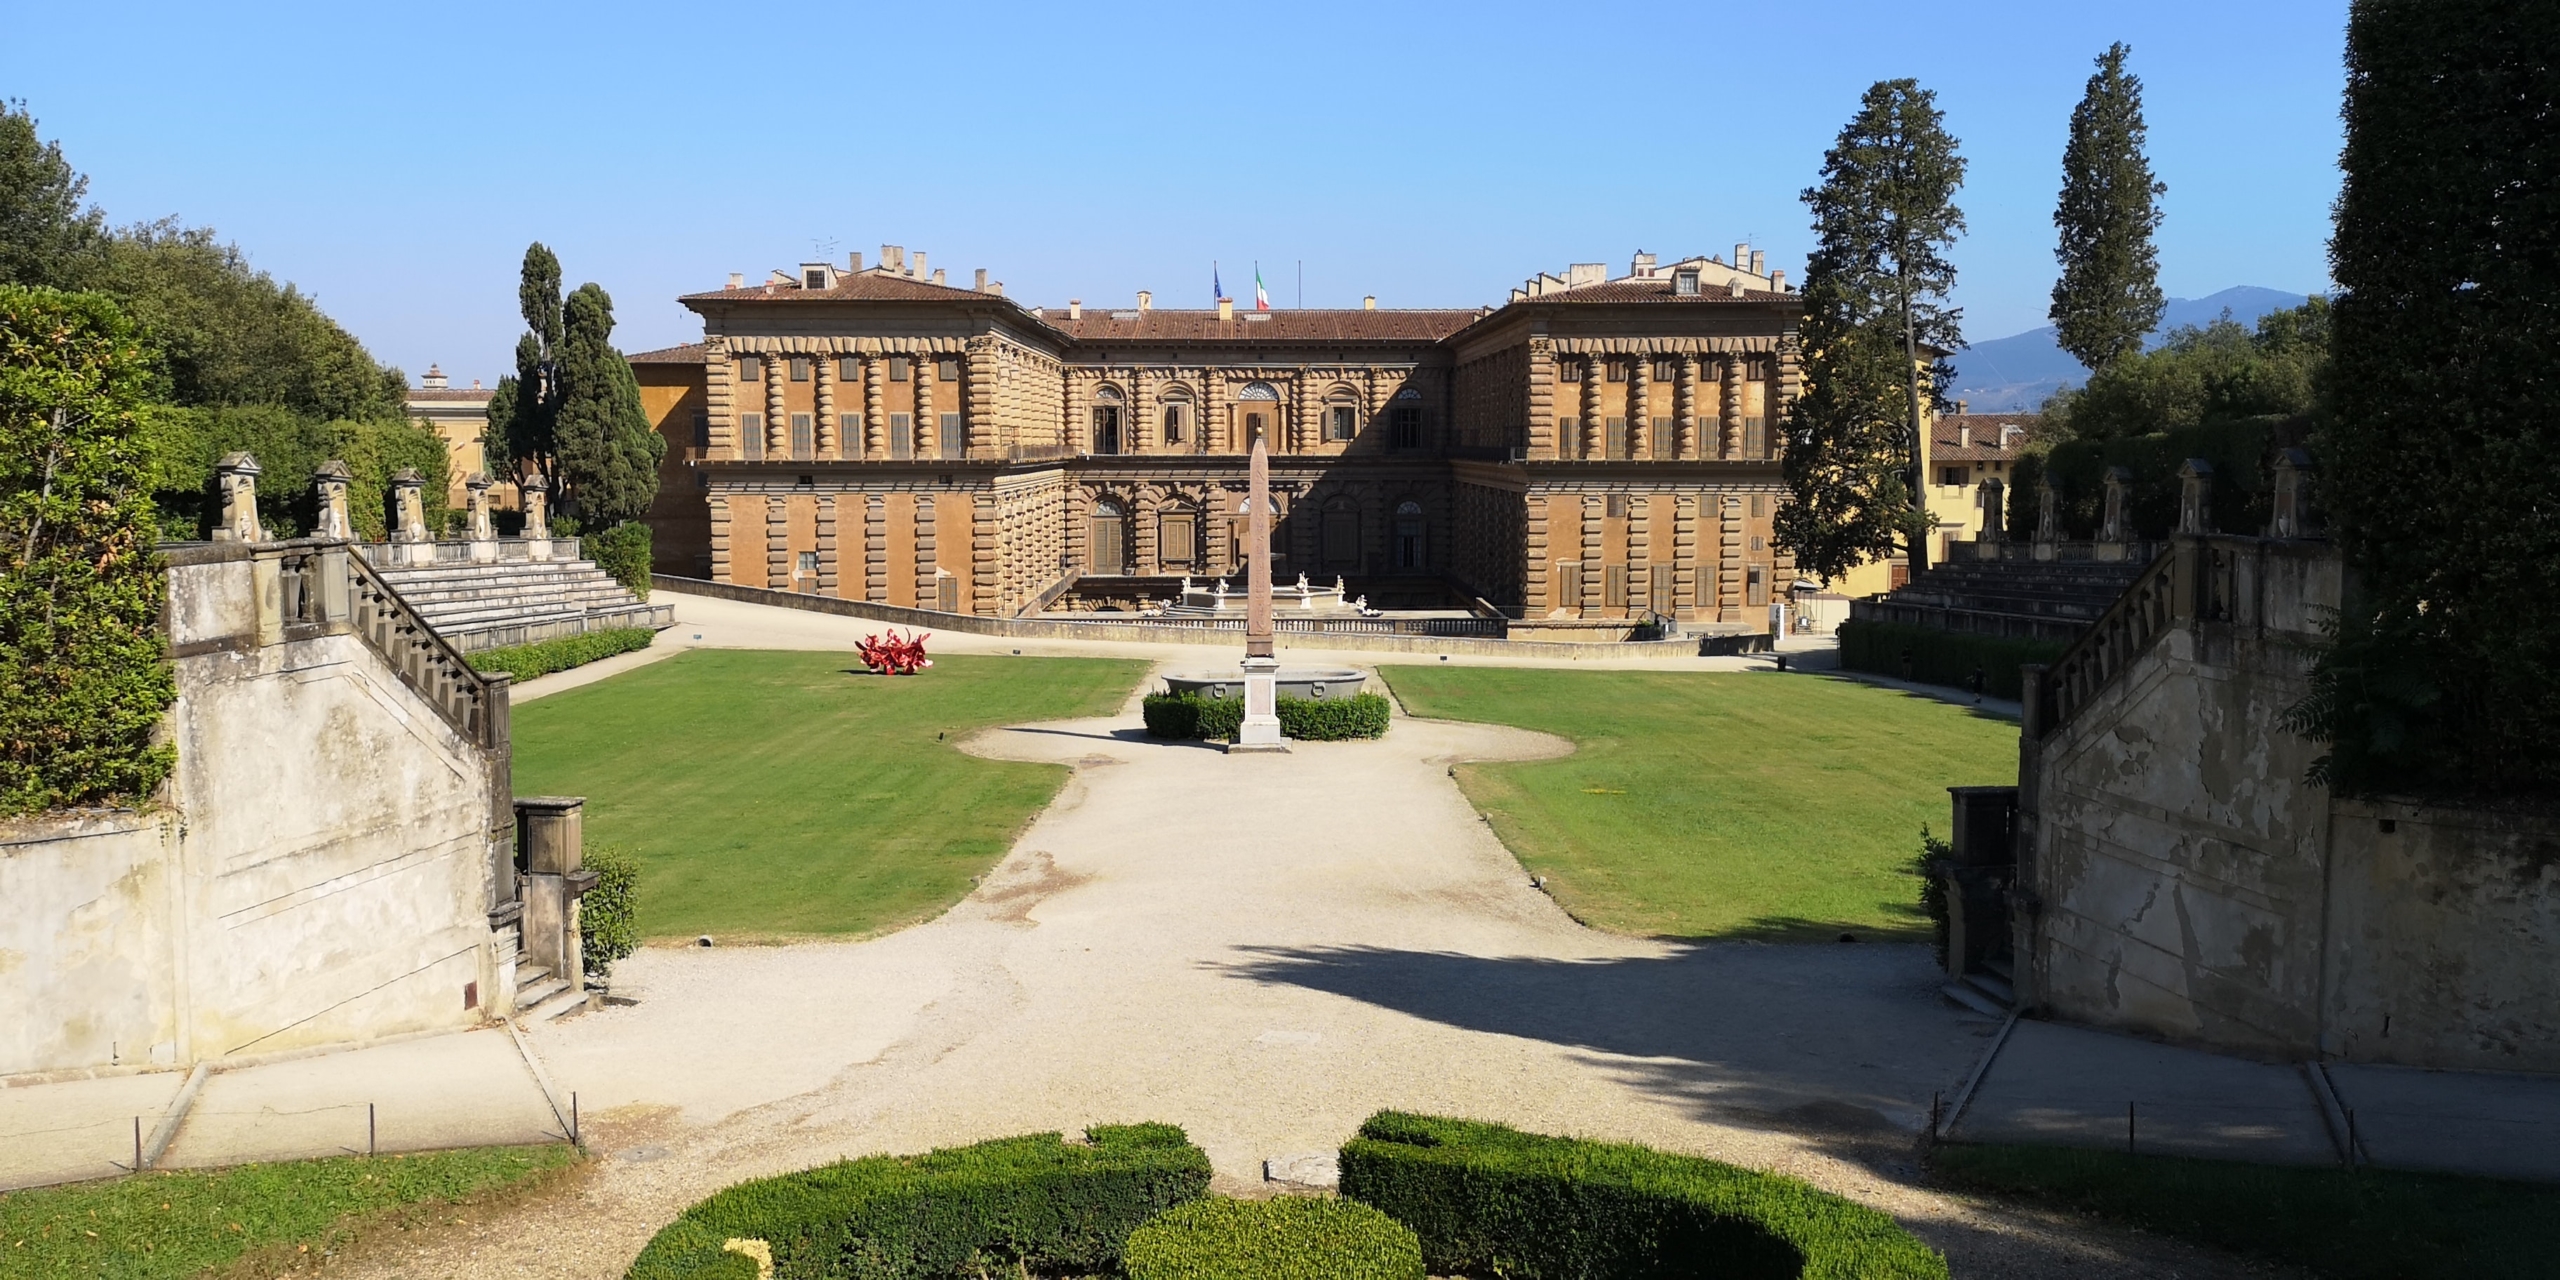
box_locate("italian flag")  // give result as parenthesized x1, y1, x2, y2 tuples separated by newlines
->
(1253, 264, 1271, 311)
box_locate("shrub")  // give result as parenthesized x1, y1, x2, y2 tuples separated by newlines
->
(583, 519, 653, 599)
(1340, 1112, 1946, 1280)
(1914, 826, 1954, 970)
(0, 286, 176, 816)
(580, 845, 640, 978)
(1142, 692, 1389, 742)
(469, 626, 655, 682)
(1125, 1195, 1423, 1280)
(623, 1124, 1210, 1280)
(1836, 619, 2063, 702)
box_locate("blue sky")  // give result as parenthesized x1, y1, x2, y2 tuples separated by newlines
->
(1, 0, 2349, 386)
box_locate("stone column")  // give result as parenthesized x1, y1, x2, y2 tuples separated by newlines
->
(972, 491, 1000, 615)
(708, 493, 733, 582)
(704, 335, 735, 458)
(213, 452, 264, 543)
(521, 474, 553, 560)
(1673, 494, 1700, 620)
(865, 494, 888, 602)
(465, 471, 497, 562)
(1718, 494, 1744, 622)
(311, 460, 352, 540)
(763, 349, 787, 458)
(1627, 356, 1651, 460)
(1580, 495, 1604, 616)
(1628, 493, 1652, 616)
(1524, 495, 1550, 615)
(1233, 414, 1285, 752)
(1720, 354, 1745, 459)
(389, 467, 429, 563)
(915, 351, 938, 458)
(966, 335, 999, 459)
(814, 352, 837, 458)
(767, 495, 790, 590)
(514, 797, 589, 998)
(863, 355, 887, 459)
(1578, 357, 1602, 460)
(915, 494, 939, 607)
(1674, 355, 1700, 460)
(1526, 336, 1557, 459)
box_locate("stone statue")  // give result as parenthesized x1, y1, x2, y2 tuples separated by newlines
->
(465, 472, 495, 542)
(214, 452, 263, 543)
(520, 473, 551, 540)
(2177, 459, 2214, 536)
(390, 468, 429, 546)
(2035, 476, 2060, 546)
(311, 460, 352, 540)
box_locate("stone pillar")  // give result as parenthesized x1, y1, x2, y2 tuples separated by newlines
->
(1524, 495, 1550, 614)
(2033, 475, 2059, 561)
(389, 467, 430, 563)
(1232, 414, 1285, 753)
(2177, 459, 2215, 535)
(1628, 492, 1652, 616)
(465, 472, 498, 561)
(1526, 336, 1556, 460)
(1719, 354, 1745, 459)
(1627, 356, 1651, 460)
(817, 495, 839, 596)
(2099, 467, 2134, 545)
(311, 460, 351, 540)
(915, 350, 938, 458)
(915, 494, 939, 606)
(966, 335, 999, 460)
(973, 491, 1000, 615)
(1581, 495, 1604, 616)
(1673, 494, 1700, 620)
(814, 352, 837, 458)
(515, 797, 590, 997)
(863, 355, 887, 459)
(865, 494, 888, 602)
(767, 494, 790, 590)
(2270, 448, 2317, 538)
(213, 452, 264, 543)
(1578, 357, 1602, 460)
(1718, 494, 1745, 622)
(1674, 355, 1700, 460)
(763, 349, 788, 458)
(521, 474, 553, 560)
(708, 493, 733, 582)
(704, 335, 735, 458)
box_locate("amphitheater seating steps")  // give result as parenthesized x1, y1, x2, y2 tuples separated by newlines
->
(364, 552, 674, 653)
(1852, 551, 2152, 645)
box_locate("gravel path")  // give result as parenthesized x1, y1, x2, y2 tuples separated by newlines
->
(325, 661, 2290, 1279)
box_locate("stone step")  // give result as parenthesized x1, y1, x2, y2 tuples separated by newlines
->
(522, 984, 593, 1025)
(517, 972, 568, 1010)
(1964, 971, 2016, 1006)
(1941, 981, 2008, 1019)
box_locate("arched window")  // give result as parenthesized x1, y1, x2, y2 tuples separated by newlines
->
(1391, 386, 1424, 449)
(1088, 497, 1128, 574)
(1325, 389, 1361, 443)
(1237, 381, 1280, 401)
(1393, 500, 1425, 570)
(1090, 384, 1125, 455)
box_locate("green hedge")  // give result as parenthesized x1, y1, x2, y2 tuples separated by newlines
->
(1141, 692, 1390, 742)
(583, 520, 654, 599)
(580, 845, 640, 979)
(1338, 1112, 1946, 1280)
(1125, 1196, 1423, 1280)
(623, 1125, 1210, 1280)
(1836, 620, 2063, 703)
(470, 626, 656, 682)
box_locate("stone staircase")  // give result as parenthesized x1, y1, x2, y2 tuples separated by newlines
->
(362, 551, 673, 653)
(511, 959, 595, 1025)
(1851, 553, 2154, 645)
(1943, 958, 2015, 1019)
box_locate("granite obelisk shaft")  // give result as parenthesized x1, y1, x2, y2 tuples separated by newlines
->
(1246, 419, 1275, 659)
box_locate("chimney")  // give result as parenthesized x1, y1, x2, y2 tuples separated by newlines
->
(931, 268, 945, 285)
(423, 364, 447, 390)
(471, 379, 483, 390)
(975, 267, 989, 292)
(1749, 250, 1766, 276)
(1068, 298, 1082, 320)
(1958, 424, 1972, 448)
(881, 245, 903, 272)
(728, 272, 745, 289)
(1218, 296, 1234, 321)
(848, 250, 864, 272)
(1734, 243, 1749, 268)
(1363, 295, 1376, 310)
(1137, 289, 1152, 311)
(1631, 251, 1656, 276)
(1956, 400, 1970, 415)
(911, 250, 927, 279)
(1769, 269, 1786, 292)
(988, 281, 1003, 297)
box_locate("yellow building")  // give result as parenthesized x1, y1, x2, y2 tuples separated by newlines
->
(405, 365, 507, 510)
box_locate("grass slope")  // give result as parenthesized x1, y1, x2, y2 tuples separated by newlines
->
(1377, 667, 2016, 941)
(1934, 1144, 2560, 1280)
(0, 1145, 573, 1280)
(510, 650, 1143, 939)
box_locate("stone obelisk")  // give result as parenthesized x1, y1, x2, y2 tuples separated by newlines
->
(1231, 414, 1287, 752)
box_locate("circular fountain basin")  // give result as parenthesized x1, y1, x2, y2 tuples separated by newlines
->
(1161, 668, 1368, 701)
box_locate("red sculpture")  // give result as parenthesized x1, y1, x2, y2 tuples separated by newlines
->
(857, 629, 933, 676)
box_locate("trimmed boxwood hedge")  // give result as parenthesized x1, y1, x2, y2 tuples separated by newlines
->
(1141, 692, 1389, 742)
(1835, 619, 2064, 703)
(1339, 1112, 1947, 1280)
(469, 626, 656, 682)
(1124, 1195, 1423, 1280)
(623, 1124, 1210, 1279)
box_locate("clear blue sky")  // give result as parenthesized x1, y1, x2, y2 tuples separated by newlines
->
(2, 0, 2349, 387)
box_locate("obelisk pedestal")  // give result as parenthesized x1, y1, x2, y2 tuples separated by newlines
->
(1230, 415, 1288, 753)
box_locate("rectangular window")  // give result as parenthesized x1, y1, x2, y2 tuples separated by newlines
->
(738, 414, 765, 460)
(839, 414, 863, 455)
(1653, 359, 1677, 382)
(1750, 493, 1768, 517)
(1747, 564, 1769, 607)
(1743, 417, 1767, 458)
(1940, 466, 1968, 487)
(936, 357, 961, 383)
(1558, 560, 1584, 610)
(1652, 562, 1676, 611)
(1605, 494, 1628, 518)
(1605, 416, 1628, 460)
(838, 356, 861, 381)
(1558, 360, 1582, 383)
(889, 412, 912, 459)
(1674, 269, 1700, 296)
(797, 551, 819, 574)
(788, 357, 812, 382)
(1557, 417, 1579, 458)
(1605, 564, 1628, 609)
(939, 413, 964, 457)
(1329, 405, 1357, 442)
(738, 355, 762, 383)
(1160, 513, 1196, 564)
(1605, 359, 1627, 383)
(888, 356, 911, 382)
(936, 575, 960, 611)
(1651, 416, 1670, 452)
(790, 413, 813, 460)
(1163, 406, 1185, 444)
(1391, 405, 1422, 449)
(692, 412, 709, 449)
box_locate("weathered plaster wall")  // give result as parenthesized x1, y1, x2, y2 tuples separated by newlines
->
(0, 814, 181, 1071)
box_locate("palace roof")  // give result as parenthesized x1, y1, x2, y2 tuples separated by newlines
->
(1036, 308, 1486, 343)
(1521, 278, 1793, 304)
(627, 343, 709, 364)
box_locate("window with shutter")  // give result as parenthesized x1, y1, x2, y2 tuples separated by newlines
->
(1558, 360, 1582, 383)
(1329, 405, 1356, 441)
(888, 356, 911, 382)
(1558, 560, 1584, 610)
(936, 358, 961, 382)
(1391, 405, 1421, 449)
(839, 414, 862, 456)
(837, 356, 860, 380)
(1159, 512, 1196, 564)
(938, 413, 964, 457)
(1605, 564, 1628, 609)
(889, 413, 912, 459)
(788, 357, 812, 382)
(1558, 417, 1579, 458)
(739, 414, 765, 460)
(738, 356, 762, 382)
(790, 413, 813, 460)
(1605, 417, 1628, 459)
(936, 575, 960, 612)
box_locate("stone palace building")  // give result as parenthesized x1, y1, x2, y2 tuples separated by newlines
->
(632, 244, 1812, 625)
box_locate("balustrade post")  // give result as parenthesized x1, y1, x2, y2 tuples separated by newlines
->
(213, 452, 265, 543)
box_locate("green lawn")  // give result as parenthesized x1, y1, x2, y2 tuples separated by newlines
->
(510, 650, 1143, 939)
(1376, 667, 2016, 941)
(1933, 1143, 2560, 1280)
(0, 1144, 573, 1280)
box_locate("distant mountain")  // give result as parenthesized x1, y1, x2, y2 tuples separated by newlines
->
(1948, 286, 2314, 413)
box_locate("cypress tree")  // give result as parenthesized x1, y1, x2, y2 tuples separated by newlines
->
(482, 243, 562, 493)
(2050, 43, 2167, 373)
(551, 282, 661, 527)
(1778, 79, 1967, 577)
(2308, 0, 2560, 794)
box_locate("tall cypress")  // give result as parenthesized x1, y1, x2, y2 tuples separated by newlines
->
(482, 243, 562, 492)
(551, 283, 661, 527)
(2050, 43, 2167, 373)
(1778, 79, 1967, 577)
(2309, 0, 2560, 794)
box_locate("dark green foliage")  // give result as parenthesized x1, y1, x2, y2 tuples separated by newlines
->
(554, 284, 663, 526)
(1141, 692, 1389, 741)
(1125, 1196, 1424, 1280)
(623, 1125, 1211, 1280)
(579, 845, 642, 978)
(485, 245, 562, 493)
(2037, 417, 2293, 541)
(1913, 826, 1954, 969)
(0, 99, 104, 288)
(1779, 79, 1967, 580)
(2313, 0, 2560, 795)
(469, 626, 656, 683)
(2046, 301, 2329, 445)
(1339, 1112, 1946, 1280)
(583, 519, 655, 599)
(2003, 452, 2045, 542)
(1933, 1143, 2560, 1280)
(139, 406, 449, 541)
(1836, 620, 2062, 703)
(2050, 43, 2167, 371)
(0, 287, 176, 815)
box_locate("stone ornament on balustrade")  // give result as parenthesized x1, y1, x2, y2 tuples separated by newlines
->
(213, 452, 264, 543)
(311, 460, 353, 540)
(2268, 447, 2318, 540)
(2177, 458, 2215, 536)
(389, 468, 431, 562)
(520, 473, 554, 559)
(1977, 477, 2006, 545)
(465, 472, 497, 562)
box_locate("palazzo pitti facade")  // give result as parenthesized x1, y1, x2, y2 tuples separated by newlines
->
(633, 245, 1857, 627)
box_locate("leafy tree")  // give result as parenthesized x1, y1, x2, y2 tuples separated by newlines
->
(483, 243, 562, 493)
(0, 100, 104, 289)
(2050, 43, 2168, 371)
(2046, 299, 2329, 443)
(1779, 79, 1967, 576)
(0, 286, 175, 814)
(2306, 0, 2560, 795)
(552, 282, 662, 526)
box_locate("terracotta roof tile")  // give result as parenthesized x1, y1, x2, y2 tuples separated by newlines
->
(1933, 412, 2045, 460)
(1039, 309, 1484, 343)
(405, 388, 493, 402)
(627, 342, 708, 364)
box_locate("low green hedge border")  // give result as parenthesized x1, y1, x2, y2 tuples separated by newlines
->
(470, 626, 657, 682)
(1339, 1112, 1947, 1280)
(623, 1124, 1210, 1280)
(1836, 619, 2064, 703)
(1125, 1195, 1423, 1280)
(1141, 692, 1390, 742)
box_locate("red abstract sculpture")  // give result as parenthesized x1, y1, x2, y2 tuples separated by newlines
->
(857, 629, 933, 676)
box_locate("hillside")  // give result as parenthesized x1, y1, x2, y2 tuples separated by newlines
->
(1949, 286, 2314, 412)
